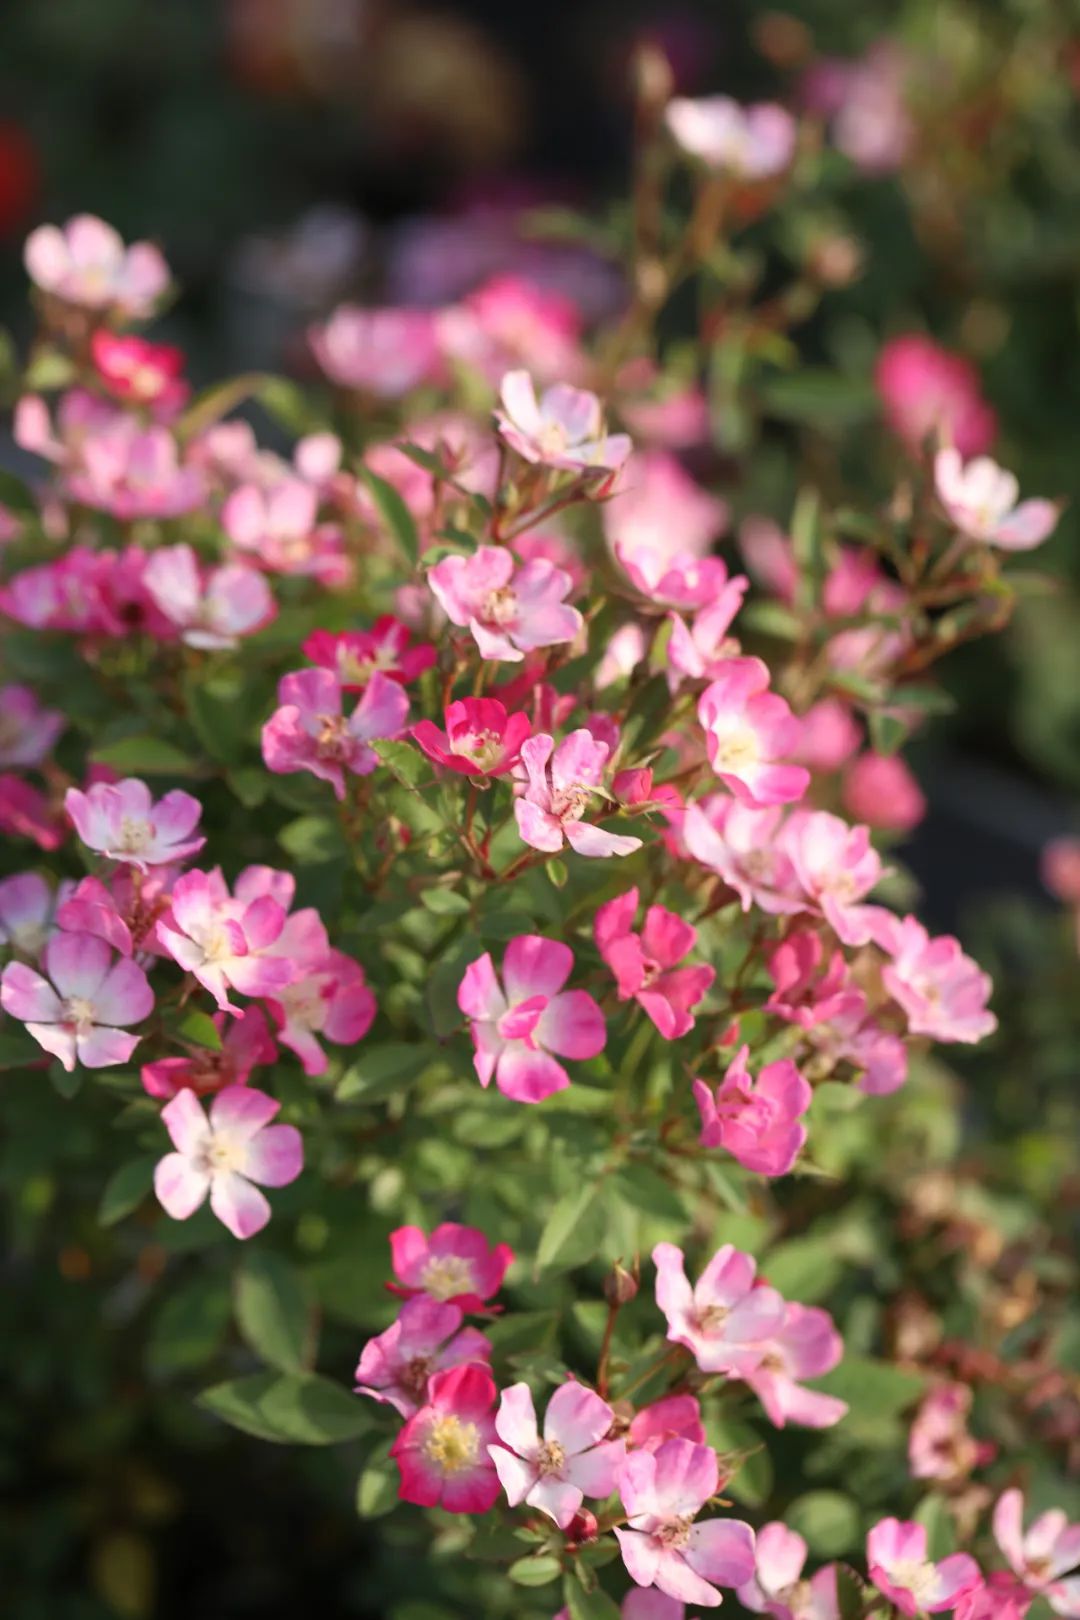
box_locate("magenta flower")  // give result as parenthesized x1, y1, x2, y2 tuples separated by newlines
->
(267, 948, 376, 1076)
(354, 1295, 492, 1418)
(496, 370, 631, 473)
(843, 752, 926, 833)
(875, 334, 997, 458)
(1, 932, 152, 1071)
(665, 596, 749, 690)
(309, 305, 442, 396)
(628, 1396, 706, 1455)
(693, 1045, 811, 1177)
(141, 1006, 277, 1100)
(90, 330, 188, 411)
(65, 778, 204, 870)
(594, 887, 714, 1039)
(24, 213, 169, 317)
(954, 1574, 1033, 1620)
(458, 934, 606, 1104)
(58, 868, 175, 961)
(780, 809, 886, 946)
(391, 1363, 501, 1515)
(682, 797, 803, 916)
(66, 423, 205, 520)
(934, 447, 1059, 551)
(515, 731, 643, 859)
(0, 872, 62, 958)
(738, 1523, 839, 1619)
(142, 544, 275, 650)
(731, 1303, 848, 1431)
(155, 868, 295, 1013)
(0, 775, 65, 851)
(427, 544, 582, 663)
(303, 617, 435, 690)
(0, 685, 65, 769)
(665, 96, 797, 179)
(876, 914, 997, 1044)
(261, 667, 408, 800)
(698, 659, 809, 808)
(490, 1381, 625, 1528)
(154, 1084, 303, 1240)
(867, 1518, 981, 1616)
(412, 697, 531, 777)
(993, 1489, 1080, 1616)
(389, 1222, 514, 1312)
(615, 1437, 756, 1608)
(652, 1241, 785, 1374)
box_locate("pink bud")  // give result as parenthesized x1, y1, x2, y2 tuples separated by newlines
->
(843, 752, 926, 833)
(613, 766, 653, 805)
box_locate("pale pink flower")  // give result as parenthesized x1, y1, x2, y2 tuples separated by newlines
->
(875, 913, 996, 1043)
(740, 515, 799, 603)
(458, 934, 606, 1104)
(437, 274, 584, 385)
(303, 617, 435, 689)
(596, 623, 648, 688)
(261, 666, 408, 800)
(954, 1574, 1032, 1620)
(616, 361, 710, 450)
(934, 448, 1059, 551)
(693, 1046, 811, 1177)
(65, 778, 204, 870)
(141, 1007, 277, 1100)
(866, 1518, 980, 1616)
(0, 685, 65, 769)
(412, 697, 531, 777)
(594, 887, 714, 1039)
(222, 480, 315, 568)
(24, 214, 169, 317)
(842, 752, 926, 833)
(267, 948, 376, 1076)
(875, 335, 997, 458)
(665, 96, 797, 179)
(618, 551, 740, 614)
(698, 659, 809, 807)
(490, 1381, 625, 1528)
(628, 1396, 706, 1455)
(142, 544, 275, 649)
(0, 872, 63, 958)
(993, 1489, 1080, 1616)
(515, 731, 642, 859)
(391, 1364, 501, 1514)
(615, 1437, 756, 1608)
(780, 809, 885, 945)
(309, 305, 442, 395)
(730, 1303, 848, 1430)
(620, 1593, 687, 1620)
(389, 1222, 514, 1312)
(1, 932, 152, 1071)
(155, 868, 295, 1013)
(427, 543, 582, 663)
(495, 370, 631, 473)
(0, 775, 65, 851)
(66, 423, 205, 520)
(154, 1084, 302, 1240)
(805, 45, 912, 174)
(908, 1383, 993, 1483)
(665, 594, 749, 690)
(58, 868, 176, 961)
(682, 798, 803, 915)
(605, 451, 728, 571)
(737, 1522, 840, 1619)
(354, 1295, 492, 1418)
(652, 1241, 785, 1374)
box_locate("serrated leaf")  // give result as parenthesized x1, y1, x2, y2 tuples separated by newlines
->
(235, 1251, 316, 1374)
(197, 1372, 371, 1445)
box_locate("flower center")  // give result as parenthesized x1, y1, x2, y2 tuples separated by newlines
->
(200, 926, 233, 964)
(890, 1558, 939, 1604)
(656, 1515, 694, 1550)
(422, 1413, 479, 1474)
(116, 816, 153, 854)
(536, 1439, 566, 1477)
(420, 1255, 476, 1301)
(315, 713, 350, 758)
(62, 995, 96, 1030)
(481, 585, 518, 628)
(712, 728, 760, 772)
(551, 784, 592, 823)
(695, 1303, 730, 1331)
(457, 728, 501, 769)
(537, 421, 571, 456)
(400, 1355, 434, 1399)
(195, 1131, 247, 1175)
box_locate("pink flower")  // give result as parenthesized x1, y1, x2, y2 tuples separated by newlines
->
(458, 935, 606, 1104)
(437, 274, 584, 385)
(652, 1242, 785, 1374)
(390, 1364, 500, 1514)
(698, 659, 809, 807)
(427, 544, 582, 663)
(954, 1574, 1032, 1620)
(792, 700, 861, 773)
(618, 551, 740, 614)
(66, 423, 205, 520)
(302, 618, 435, 690)
(222, 479, 316, 568)
(875, 335, 997, 458)
(154, 1084, 303, 1240)
(309, 305, 442, 396)
(515, 731, 643, 859)
(1, 932, 152, 1071)
(155, 868, 295, 1013)
(693, 1046, 811, 1177)
(876, 914, 997, 1043)
(413, 697, 531, 777)
(65, 778, 204, 870)
(354, 1295, 492, 1418)
(993, 1489, 1080, 1615)
(1044, 838, 1080, 906)
(0, 775, 65, 851)
(737, 1523, 840, 1619)
(58, 868, 176, 961)
(141, 1007, 277, 1100)
(261, 667, 408, 800)
(620, 1594, 687, 1620)
(389, 1223, 514, 1312)
(594, 887, 714, 1039)
(682, 798, 802, 915)
(665, 595, 749, 689)
(731, 1303, 848, 1430)
(666, 97, 796, 178)
(780, 810, 885, 945)
(490, 1381, 625, 1527)
(0, 872, 63, 958)
(142, 544, 275, 649)
(0, 685, 65, 769)
(628, 1396, 706, 1454)
(805, 45, 912, 175)
(91, 330, 188, 410)
(24, 214, 169, 317)
(908, 1383, 993, 1482)
(495, 370, 631, 473)
(615, 1438, 756, 1608)
(267, 948, 376, 1076)
(842, 752, 926, 833)
(597, 623, 648, 688)
(934, 448, 1059, 551)
(866, 1518, 981, 1616)
(605, 451, 728, 573)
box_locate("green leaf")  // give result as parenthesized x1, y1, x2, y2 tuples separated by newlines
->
(536, 1186, 604, 1274)
(760, 369, 877, 429)
(99, 1156, 158, 1226)
(836, 1565, 871, 1620)
(336, 1042, 424, 1104)
(356, 1447, 399, 1519)
(787, 1491, 861, 1557)
(235, 1251, 316, 1374)
(359, 466, 420, 566)
(763, 1236, 843, 1304)
(419, 887, 471, 916)
(508, 1554, 562, 1587)
(564, 1578, 621, 1620)
(373, 738, 428, 788)
(277, 814, 346, 864)
(914, 1493, 955, 1560)
(147, 1273, 231, 1374)
(545, 857, 569, 889)
(177, 1010, 222, 1051)
(0, 1028, 44, 1067)
(91, 736, 199, 777)
(197, 1373, 371, 1445)
(868, 710, 909, 756)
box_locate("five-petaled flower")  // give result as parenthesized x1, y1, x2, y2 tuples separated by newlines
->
(412, 697, 531, 777)
(594, 887, 714, 1039)
(489, 1380, 625, 1528)
(1, 931, 153, 1071)
(934, 447, 1059, 551)
(427, 544, 582, 663)
(495, 370, 631, 473)
(866, 1518, 980, 1616)
(65, 777, 205, 870)
(515, 731, 643, 858)
(389, 1223, 514, 1312)
(698, 658, 809, 808)
(354, 1295, 492, 1419)
(390, 1363, 501, 1514)
(693, 1045, 812, 1177)
(154, 1084, 303, 1240)
(261, 666, 408, 799)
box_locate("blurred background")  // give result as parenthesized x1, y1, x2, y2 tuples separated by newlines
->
(3, 1, 1080, 1615)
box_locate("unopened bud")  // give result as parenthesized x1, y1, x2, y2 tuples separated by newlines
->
(613, 766, 653, 806)
(565, 1508, 599, 1548)
(634, 42, 674, 112)
(604, 1259, 640, 1306)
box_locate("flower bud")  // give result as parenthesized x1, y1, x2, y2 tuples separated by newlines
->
(613, 766, 652, 806)
(604, 1259, 639, 1306)
(564, 1508, 598, 1548)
